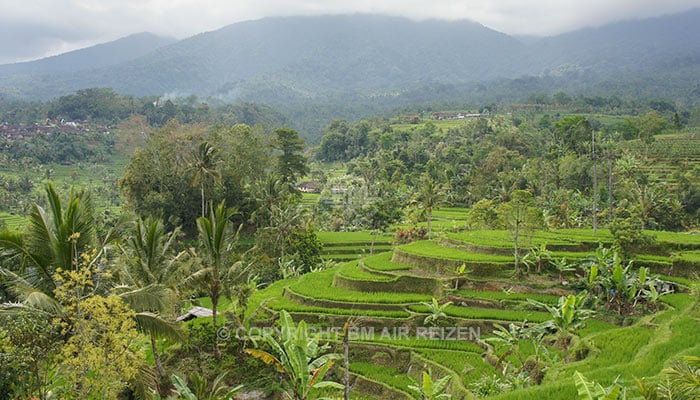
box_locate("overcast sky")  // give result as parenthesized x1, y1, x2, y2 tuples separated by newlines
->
(1, 0, 698, 64)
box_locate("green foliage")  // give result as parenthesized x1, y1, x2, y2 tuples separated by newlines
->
(467, 199, 498, 229)
(407, 367, 452, 400)
(497, 190, 543, 274)
(275, 128, 309, 186)
(120, 121, 270, 234)
(554, 115, 592, 155)
(167, 372, 243, 400)
(530, 293, 593, 363)
(573, 371, 626, 400)
(54, 266, 144, 399)
(421, 298, 453, 327)
(0, 311, 62, 400)
(245, 310, 344, 400)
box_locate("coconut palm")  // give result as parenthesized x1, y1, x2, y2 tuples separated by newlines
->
(191, 141, 221, 218)
(412, 175, 448, 240)
(249, 173, 289, 229)
(0, 183, 99, 313)
(245, 310, 344, 400)
(117, 217, 187, 376)
(184, 201, 247, 357)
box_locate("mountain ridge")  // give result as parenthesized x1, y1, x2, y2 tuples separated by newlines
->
(1, 10, 699, 112)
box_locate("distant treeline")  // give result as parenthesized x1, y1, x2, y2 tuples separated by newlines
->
(2, 86, 700, 144)
(0, 88, 287, 129)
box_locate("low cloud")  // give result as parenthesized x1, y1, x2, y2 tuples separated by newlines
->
(1, 0, 698, 64)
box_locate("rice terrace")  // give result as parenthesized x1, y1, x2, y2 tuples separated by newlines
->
(2, 3, 700, 400)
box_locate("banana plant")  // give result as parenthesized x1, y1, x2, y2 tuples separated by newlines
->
(245, 310, 344, 400)
(574, 371, 627, 400)
(407, 366, 452, 400)
(531, 293, 593, 363)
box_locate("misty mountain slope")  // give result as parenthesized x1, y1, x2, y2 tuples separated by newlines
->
(1, 9, 700, 105)
(526, 8, 700, 76)
(0, 33, 177, 75)
(86, 14, 527, 98)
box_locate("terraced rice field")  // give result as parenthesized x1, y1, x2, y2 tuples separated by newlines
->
(247, 221, 700, 398)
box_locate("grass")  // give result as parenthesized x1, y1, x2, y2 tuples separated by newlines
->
(247, 221, 700, 400)
(290, 268, 432, 304)
(447, 229, 614, 249)
(0, 212, 25, 230)
(417, 348, 494, 382)
(399, 240, 513, 262)
(362, 252, 412, 272)
(409, 304, 551, 323)
(267, 296, 411, 319)
(317, 231, 393, 244)
(350, 362, 414, 397)
(337, 260, 396, 282)
(356, 334, 484, 353)
(455, 289, 561, 305)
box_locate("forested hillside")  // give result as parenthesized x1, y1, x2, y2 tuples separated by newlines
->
(2, 10, 700, 139)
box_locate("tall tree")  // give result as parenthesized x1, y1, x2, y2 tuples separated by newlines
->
(497, 190, 542, 276)
(117, 217, 186, 377)
(412, 175, 448, 240)
(188, 201, 245, 357)
(191, 141, 221, 218)
(636, 110, 667, 160)
(275, 128, 309, 187)
(554, 115, 592, 155)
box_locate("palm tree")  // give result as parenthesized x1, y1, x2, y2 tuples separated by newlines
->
(117, 217, 187, 376)
(249, 173, 289, 229)
(413, 175, 448, 239)
(185, 201, 247, 357)
(0, 186, 184, 382)
(191, 141, 221, 218)
(0, 183, 99, 313)
(245, 310, 344, 400)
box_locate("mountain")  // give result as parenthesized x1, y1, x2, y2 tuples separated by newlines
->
(0, 33, 177, 75)
(1, 10, 700, 121)
(22, 15, 526, 100)
(525, 8, 700, 77)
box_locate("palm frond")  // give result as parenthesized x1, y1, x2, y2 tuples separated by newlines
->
(115, 284, 171, 312)
(134, 311, 184, 342)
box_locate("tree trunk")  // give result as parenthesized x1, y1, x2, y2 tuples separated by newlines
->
(151, 335, 166, 377)
(513, 224, 520, 273)
(343, 325, 351, 400)
(608, 159, 614, 221)
(212, 292, 221, 358)
(427, 209, 432, 240)
(593, 156, 598, 234)
(201, 182, 205, 218)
